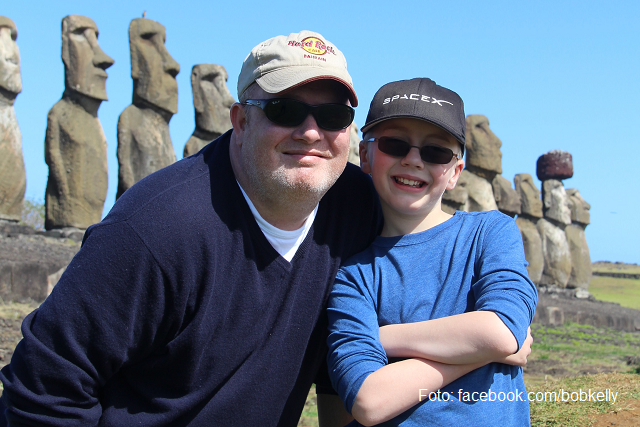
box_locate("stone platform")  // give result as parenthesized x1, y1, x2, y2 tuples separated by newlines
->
(534, 285, 640, 332)
(0, 222, 80, 303)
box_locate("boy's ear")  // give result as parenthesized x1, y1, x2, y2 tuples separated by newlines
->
(446, 159, 465, 191)
(359, 141, 372, 174)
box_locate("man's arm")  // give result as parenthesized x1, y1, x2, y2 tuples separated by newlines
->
(0, 221, 172, 426)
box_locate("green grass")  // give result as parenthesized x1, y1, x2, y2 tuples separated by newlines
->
(527, 323, 640, 377)
(298, 389, 318, 427)
(588, 276, 640, 310)
(592, 262, 640, 275)
(528, 373, 640, 427)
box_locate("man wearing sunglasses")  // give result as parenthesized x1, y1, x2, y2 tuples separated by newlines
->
(0, 31, 380, 427)
(326, 78, 537, 426)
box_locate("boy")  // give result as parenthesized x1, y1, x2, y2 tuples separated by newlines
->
(326, 78, 538, 426)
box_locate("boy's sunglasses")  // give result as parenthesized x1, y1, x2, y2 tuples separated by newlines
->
(242, 99, 355, 131)
(364, 137, 461, 165)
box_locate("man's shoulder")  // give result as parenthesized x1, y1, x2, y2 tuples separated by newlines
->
(324, 162, 378, 211)
(104, 132, 231, 229)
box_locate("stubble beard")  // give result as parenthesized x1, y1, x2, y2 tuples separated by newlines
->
(248, 160, 344, 211)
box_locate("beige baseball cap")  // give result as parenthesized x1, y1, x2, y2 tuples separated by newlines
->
(237, 30, 358, 106)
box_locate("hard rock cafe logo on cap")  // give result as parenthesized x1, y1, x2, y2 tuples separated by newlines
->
(288, 36, 337, 56)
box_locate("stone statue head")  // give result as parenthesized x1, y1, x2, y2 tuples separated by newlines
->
(542, 179, 571, 225)
(191, 64, 234, 134)
(61, 15, 114, 101)
(129, 18, 180, 114)
(565, 188, 590, 226)
(0, 16, 22, 97)
(465, 114, 502, 179)
(514, 173, 543, 219)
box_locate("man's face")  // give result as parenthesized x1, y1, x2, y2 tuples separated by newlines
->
(131, 20, 179, 114)
(234, 80, 352, 206)
(360, 118, 464, 225)
(62, 17, 114, 101)
(0, 25, 21, 95)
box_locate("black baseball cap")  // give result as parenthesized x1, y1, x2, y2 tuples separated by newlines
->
(361, 78, 466, 148)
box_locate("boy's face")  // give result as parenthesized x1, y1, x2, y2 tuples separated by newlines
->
(360, 118, 464, 226)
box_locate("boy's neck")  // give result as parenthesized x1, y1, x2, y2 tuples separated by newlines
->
(380, 203, 453, 237)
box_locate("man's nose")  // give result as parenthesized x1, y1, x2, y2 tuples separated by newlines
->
(291, 113, 323, 144)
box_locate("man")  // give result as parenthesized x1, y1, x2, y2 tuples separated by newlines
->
(0, 30, 380, 427)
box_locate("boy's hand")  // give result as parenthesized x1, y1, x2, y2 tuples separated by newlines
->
(495, 327, 532, 366)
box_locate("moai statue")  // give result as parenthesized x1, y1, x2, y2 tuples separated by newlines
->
(44, 15, 114, 230)
(0, 17, 26, 222)
(459, 114, 515, 213)
(565, 188, 591, 289)
(456, 170, 497, 212)
(515, 173, 543, 219)
(441, 185, 468, 214)
(492, 175, 521, 217)
(348, 122, 361, 166)
(465, 114, 502, 181)
(514, 173, 543, 284)
(117, 18, 179, 199)
(183, 64, 234, 157)
(536, 151, 573, 287)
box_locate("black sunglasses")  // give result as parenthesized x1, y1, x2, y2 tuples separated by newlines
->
(242, 98, 355, 131)
(364, 136, 461, 165)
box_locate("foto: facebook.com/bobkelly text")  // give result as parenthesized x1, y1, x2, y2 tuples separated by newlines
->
(418, 388, 619, 405)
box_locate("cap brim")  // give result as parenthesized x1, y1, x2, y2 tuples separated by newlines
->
(361, 115, 466, 148)
(256, 66, 358, 107)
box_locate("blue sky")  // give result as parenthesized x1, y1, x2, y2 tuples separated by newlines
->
(3, 0, 639, 264)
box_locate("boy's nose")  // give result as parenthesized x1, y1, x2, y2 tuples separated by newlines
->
(400, 146, 424, 168)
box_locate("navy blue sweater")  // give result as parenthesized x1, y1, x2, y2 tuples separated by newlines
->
(0, 131, 381, 426)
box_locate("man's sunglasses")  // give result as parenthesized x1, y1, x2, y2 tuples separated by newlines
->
(242, 99, 355, 131)
(364, 137, 461, 165)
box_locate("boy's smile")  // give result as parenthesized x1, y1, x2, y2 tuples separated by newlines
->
(360, 118, 465, 236)
(394, 176, 425, 188)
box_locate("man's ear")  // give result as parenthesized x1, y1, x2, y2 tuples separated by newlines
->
(230, 102, 247, 136)
(446, 159, 465, 190)
(359, 141, 372, 174)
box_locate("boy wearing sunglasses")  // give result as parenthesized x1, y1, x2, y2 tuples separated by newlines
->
(326, 78, 538, 426)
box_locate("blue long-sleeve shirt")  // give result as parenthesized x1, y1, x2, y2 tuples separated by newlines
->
(327, 211, 538, 426)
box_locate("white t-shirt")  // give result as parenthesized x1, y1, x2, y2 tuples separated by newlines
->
(237, 182, 317, 262)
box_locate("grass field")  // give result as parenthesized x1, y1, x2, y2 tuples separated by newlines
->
(589, 276, 640, 310)
(592, 262, 640, 275)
